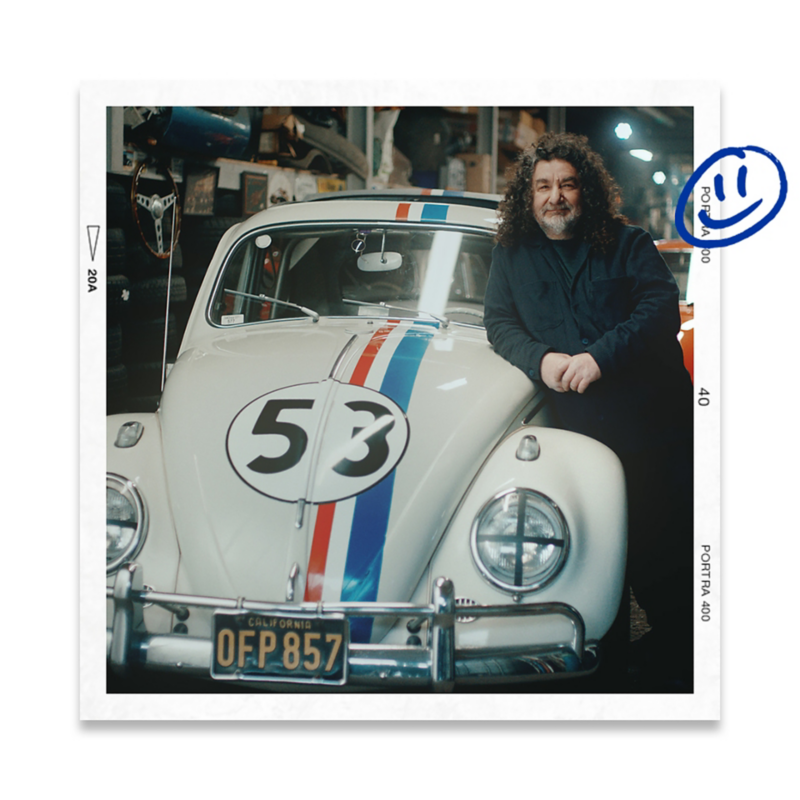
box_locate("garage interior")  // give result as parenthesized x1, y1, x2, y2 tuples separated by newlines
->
(106, 105, 693, 416)
(105, 104, 696, 693)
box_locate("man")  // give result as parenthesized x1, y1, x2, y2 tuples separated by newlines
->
(484, 132, 694, 691)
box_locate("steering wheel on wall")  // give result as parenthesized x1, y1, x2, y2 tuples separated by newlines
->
(131, 161, 181, 258)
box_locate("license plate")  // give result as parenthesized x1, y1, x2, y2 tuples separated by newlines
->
(211, 611, 348, 685)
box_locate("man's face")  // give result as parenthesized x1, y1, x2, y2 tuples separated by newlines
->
(531, 158, 582, 239)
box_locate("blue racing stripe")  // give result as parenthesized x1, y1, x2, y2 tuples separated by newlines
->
(421, 204, 448, 221)
(379, 327, 434, 411)
(341, 325, 434, 642)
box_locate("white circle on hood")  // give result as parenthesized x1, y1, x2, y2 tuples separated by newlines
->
(226, 380, 410, 503)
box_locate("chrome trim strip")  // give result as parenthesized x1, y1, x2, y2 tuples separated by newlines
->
(329, 334, 359, 379)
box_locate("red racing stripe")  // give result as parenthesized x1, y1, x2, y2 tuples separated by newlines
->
(348, 321, 399, 386)
(304, 502, 336, 601)
(396, 203, 410, 221)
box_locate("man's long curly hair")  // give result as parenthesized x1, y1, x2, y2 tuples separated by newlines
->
(496, 132, 627, 253)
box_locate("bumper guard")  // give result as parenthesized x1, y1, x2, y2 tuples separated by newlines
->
(107, 563, 598, 691)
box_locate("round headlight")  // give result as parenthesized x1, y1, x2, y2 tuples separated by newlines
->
(107, 474, 147, 573)
(471, 489, 569, 593)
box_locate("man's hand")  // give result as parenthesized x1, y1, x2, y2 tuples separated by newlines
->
(560, 352, 602, 394)
(540, 352, 572, 392)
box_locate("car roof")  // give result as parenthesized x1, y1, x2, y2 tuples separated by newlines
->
(235, 189, 502, 235)
(302, 188, 503, 209)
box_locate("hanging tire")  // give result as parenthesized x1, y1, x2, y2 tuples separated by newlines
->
(296, 116, 369, 179)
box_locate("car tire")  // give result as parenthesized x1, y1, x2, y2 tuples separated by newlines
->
(130, 275, 187, 317)
(107, 275, 132, 322)
(107, 323, 123, 366)
(127, 361, 167, 398)
(126, 240, 183, 281)
(107, 228, 127, 274)
(181, 216, 244, 263)
(107, 363, 128, 413)
(123, 313, 179, 363)
(107, 178, 132, 230)
(125, 395, 161, 413)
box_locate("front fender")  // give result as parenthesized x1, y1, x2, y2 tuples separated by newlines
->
(106, 413, 181, 633)
(426, 425, 627, 647)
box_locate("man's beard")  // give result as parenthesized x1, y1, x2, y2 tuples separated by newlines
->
(535, 203, 581, 239)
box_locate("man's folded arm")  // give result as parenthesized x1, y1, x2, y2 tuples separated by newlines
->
(484, 250, 552, 381)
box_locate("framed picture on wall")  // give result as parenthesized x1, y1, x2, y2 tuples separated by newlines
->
(183, 165, 218, 216)
(242, 172, 269, 216)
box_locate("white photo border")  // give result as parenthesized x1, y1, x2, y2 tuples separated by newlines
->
(80, 80, 720, 721)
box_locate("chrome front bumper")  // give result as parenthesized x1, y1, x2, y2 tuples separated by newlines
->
(107, 563, 599, 691)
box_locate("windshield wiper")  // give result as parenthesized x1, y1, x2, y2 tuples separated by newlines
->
(342, 298, 450, 328)
(224, 290, 319, 322)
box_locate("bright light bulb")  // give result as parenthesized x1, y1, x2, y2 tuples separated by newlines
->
(615, 123, 633, 140)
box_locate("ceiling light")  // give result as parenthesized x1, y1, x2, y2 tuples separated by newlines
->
(615, 123, 633, 140)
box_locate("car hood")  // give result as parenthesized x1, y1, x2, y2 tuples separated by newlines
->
(159, 318, 535, 642)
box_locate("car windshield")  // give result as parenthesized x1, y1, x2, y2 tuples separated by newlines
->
(209, 225, 493, 327)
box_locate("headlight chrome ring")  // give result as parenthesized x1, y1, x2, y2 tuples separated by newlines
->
(107, 473, 148, 574)
(470, 488, 569, 594)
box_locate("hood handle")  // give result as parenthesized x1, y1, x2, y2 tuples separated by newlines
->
(286, 563, 300, 602)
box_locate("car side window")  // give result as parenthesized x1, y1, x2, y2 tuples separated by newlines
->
(211, 237, 279, 324)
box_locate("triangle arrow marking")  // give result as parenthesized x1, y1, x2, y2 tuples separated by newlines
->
(87, 225, 100, 262)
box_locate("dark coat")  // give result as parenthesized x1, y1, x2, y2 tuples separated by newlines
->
(484, 225, 693, 455)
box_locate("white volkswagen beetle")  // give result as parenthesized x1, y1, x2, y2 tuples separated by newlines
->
(106, 189, 627, 691)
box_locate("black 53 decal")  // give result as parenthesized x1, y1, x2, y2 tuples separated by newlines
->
(226, 382, 410, 503)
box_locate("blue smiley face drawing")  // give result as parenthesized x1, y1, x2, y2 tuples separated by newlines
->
(675, 146, 787, 248)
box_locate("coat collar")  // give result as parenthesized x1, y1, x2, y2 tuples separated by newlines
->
(522, 233, 591, 289)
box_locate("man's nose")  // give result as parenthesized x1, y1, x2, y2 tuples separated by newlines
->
(548, 184, 564, 204)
